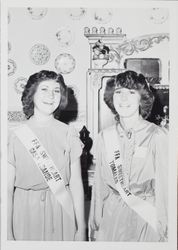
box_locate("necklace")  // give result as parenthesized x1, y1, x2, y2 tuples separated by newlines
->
(119, 116, 144, 139)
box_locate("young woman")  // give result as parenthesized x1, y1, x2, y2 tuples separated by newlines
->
(89, 70, 168, 242)
(8, 70, 86, 241)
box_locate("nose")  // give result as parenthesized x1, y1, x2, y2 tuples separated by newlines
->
(47, 90, 55, 99)
(121, 92, 128, 101)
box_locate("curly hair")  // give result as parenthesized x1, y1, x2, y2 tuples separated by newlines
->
(104, 70, 155, 120)
(21, 70, 68, 119)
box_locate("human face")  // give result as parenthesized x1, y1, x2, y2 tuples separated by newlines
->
(113, 87, 141, 118)
(33, 80, 61, 116)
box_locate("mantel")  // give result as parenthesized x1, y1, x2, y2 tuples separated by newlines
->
(84, 28, 169, 70)
(84, 34, 126, 43)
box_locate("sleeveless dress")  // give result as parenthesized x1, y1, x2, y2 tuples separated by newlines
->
(8, 118, 83, 241)
(89, 121, 168, 242)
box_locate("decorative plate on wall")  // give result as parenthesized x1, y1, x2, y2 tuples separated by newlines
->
(55, 53, 76, 74)
(56, 27, 74, 47)
(14, 77, 28, 94)
(27, 7, 48, 20)
(67, 8, 86, 20)
(8, 59, 17, 76)
(149, 8, 169, 24)
(30, 44, 50, 65)
(8, 41, 11, 54)
(94, 9, 113, 24)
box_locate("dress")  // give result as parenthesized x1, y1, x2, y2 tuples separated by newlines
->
(8, 118, 83, 241)
(89, 120, 168, 242)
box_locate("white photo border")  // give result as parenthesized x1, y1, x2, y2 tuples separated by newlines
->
(1, 0, 178, 250)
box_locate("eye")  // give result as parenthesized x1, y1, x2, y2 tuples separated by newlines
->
(54, 89, 60, 94)
(115, 89, 122, 94)
(41, 87, 48, 91)
(129, 90, 136, 94)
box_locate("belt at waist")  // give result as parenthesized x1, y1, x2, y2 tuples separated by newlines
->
(15, 183, 70, 191)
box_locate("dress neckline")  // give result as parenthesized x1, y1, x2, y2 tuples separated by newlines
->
(116, 120, 152, 138)
(27, 116, 57, 128)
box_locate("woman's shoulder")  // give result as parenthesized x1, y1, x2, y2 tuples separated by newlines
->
(97, 124, 117, 142)
(146, 121, 168, 135)
(8, 122, 27, 142)
(145, 121, 168, 143)
(53, 119, 81, 140)
(53, 119, 69, 130)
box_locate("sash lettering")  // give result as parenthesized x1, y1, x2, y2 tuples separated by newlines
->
(14, 124, 74, 221)
(103, 126, 157, 231)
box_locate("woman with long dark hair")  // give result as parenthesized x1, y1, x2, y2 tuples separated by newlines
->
(8, 70, 85, 241)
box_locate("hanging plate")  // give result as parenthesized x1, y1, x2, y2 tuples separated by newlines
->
(56, 26, 74, 47)
(94, 9, 113, 24)
(54, 53, 76, 74)
(149, 8, 169, 24)
(27, 8, 48, 20)
(14, 77, 28, 94)
(8, 59, 17, 76)
(30, 43, 50, 65)
(67, 8, 86, 20)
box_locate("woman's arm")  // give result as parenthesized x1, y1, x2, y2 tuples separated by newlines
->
(89, 132, 109, 241)
(154, 128, 168, 241)
(7, 163, 16, 240)
(70, 158, 86, 241)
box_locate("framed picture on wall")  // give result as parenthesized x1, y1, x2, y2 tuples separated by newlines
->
(124, 58, 161, 84)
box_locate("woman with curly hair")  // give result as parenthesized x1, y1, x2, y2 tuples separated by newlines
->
(89, 70, 168, 241)
(8, 70, 85, 241)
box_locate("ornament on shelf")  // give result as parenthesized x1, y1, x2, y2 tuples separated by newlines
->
(84, 26, 124, 37)
(155, 105, 169, 129)
(108, 27, 114, 34)
(100, 27, 106, 34)
(92, 40, 110, 68)
(92, 27, 98, 34)
(84, 27, 90, 34)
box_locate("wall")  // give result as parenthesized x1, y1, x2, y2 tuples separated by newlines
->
(8, 7, 170, 130)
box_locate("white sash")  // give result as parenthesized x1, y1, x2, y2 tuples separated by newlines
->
(14, 124, 75, 222)
(103, 126, 157, 232)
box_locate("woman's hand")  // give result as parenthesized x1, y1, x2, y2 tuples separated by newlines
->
(70, 158, 86, 241)
(7, 163, 16, 241)
(8, 232, 15, 241)
(74, 229, 86, 241)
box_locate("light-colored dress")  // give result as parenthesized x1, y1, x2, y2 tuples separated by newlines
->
(8, 118, 83, 241)
(89, 120, 168, 242)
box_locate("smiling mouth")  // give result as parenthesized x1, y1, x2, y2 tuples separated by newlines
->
(119, 105, 130, 108)
(43, 102, 53, 105)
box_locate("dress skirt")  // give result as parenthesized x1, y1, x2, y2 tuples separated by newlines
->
(13, 187, 76, 241)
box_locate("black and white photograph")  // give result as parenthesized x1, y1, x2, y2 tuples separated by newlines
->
(1, 0, 178, 250)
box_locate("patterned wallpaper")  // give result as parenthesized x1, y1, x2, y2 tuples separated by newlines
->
(8, 7, 170, 128)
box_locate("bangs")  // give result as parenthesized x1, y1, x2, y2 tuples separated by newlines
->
(115, 80, 140, 90)
(114, 70, 148, 91)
